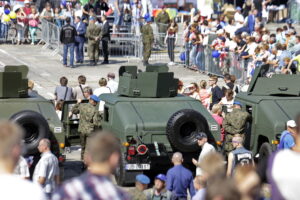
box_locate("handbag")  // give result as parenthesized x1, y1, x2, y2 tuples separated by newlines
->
(29, 19, 38, 27)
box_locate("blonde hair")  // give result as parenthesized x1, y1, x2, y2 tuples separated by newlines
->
(212, 104, 222, 114)
(199, 80, 207, 89)
(28, 80, 34, 90)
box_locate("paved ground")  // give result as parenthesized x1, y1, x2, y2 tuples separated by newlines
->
(0, 44, 211, 99)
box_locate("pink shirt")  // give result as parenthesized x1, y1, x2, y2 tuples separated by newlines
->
(212, 114, 225, 141)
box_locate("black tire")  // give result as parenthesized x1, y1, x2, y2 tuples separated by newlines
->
(115, 153, 141, 186)
(166, 109, 209, 152)
(10, 110, 50, 154)
(258, 142, 272, 183)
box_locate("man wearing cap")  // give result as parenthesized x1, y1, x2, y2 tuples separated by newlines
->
(141, 17, 154, 66)
(234, 7, 244, 28)
(223, 101, 251, 153)
(192, 132, 215, 176)
(86, 16, 102, 66)
(145, 174, 171, 200)
(278, 120, 297, 150)
(128, 174, 150, 200)
(71, 94, 102, 160)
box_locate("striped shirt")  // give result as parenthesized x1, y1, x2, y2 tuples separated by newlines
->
(52, 172, 129, 200)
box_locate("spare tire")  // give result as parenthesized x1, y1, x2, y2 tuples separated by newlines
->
(166, 109, 209, 152)
(10, 110, 50, 154)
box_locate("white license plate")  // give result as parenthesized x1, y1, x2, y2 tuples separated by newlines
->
(125, 164, 150, 170)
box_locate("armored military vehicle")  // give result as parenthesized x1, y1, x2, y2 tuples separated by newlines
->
(99, 65, 221, 185)
(0, 65, 65, 170)
(235, 65, 300, 163)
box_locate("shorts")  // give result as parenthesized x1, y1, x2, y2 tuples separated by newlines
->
(113, 10, 123, 26)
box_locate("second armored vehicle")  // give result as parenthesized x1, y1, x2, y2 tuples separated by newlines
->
(100, 65, 221, 185)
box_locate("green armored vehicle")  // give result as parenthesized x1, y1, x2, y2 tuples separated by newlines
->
(0, 65, 65, 170)
(100, 65, 220, 185)
(235, 66, 300, 162)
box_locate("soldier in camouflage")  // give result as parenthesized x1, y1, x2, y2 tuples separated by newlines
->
(155, 6, 170, 47)
(141, 18, 154, 66)
(71, 95, 102, 160)
(223, 101, 251, 153)
(86, 16, 102, 66)
(128, 174, 150, 200)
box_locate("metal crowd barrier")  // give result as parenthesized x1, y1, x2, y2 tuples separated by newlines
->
(40, 19, 61, 56)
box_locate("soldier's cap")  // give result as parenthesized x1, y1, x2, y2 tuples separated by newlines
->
(195, 132, 207, 140)
(287, 120, 297, 128)
(89, 16, 96, 21)
(90, 95, 100, 102)
(145, 17, 152, 23)
(233, 101, 242, 107)
(136, 174, 150, 185)
(155, 174, 167, 182)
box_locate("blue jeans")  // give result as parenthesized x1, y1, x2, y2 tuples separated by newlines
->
(189, 45, 197, 66)
(1, 23, 9, 39)
(75, 41, 84, 62)
(196, 50, 205, 71)
(63, 43, 75, 66)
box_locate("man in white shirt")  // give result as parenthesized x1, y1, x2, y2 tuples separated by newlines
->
(234, 7, 244, 28)
(107, 72, 118, 93)
(192, 132, 215, 175)
(14, 156, 30, 179)
(33, 138, 60, 198)
(0, 121, 46, 200)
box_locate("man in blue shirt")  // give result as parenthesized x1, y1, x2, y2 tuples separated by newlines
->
(278, 120, 297, 150)
(166, 152, 195, 199)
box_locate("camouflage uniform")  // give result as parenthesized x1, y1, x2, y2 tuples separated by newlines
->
(72, 102, 102, 160)
(86, 23, 102, 64)
(155, 11, 170, 46)
(223, 108, 251, 153)
(128, 188, 147, 200)
(141, 23, 154, 65)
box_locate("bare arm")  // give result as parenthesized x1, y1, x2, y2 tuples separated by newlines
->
(226, 152, 234, 177)
(38, 177, 46, 185)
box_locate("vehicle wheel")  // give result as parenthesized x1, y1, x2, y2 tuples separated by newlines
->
(258, 142, 272, 183)
(166, 109, 209, 152)
(115, 154, 141, 186)
(10, 110, 50, 155)
(115, 153, 127, 186)
(258, 142, 272, 163)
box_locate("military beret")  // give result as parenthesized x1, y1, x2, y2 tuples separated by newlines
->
(136, 174, 150, 184)
(90, 95, 100, 102)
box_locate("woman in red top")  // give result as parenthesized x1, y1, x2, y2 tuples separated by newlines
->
(164, 20, 178, 66)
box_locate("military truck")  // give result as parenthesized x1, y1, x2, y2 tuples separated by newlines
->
(235, 65, 300, 163)
(0, 65, 65, 172)
(99, 65, 221, 185)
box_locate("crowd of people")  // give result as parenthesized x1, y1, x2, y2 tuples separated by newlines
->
(182, 1, 300, 77)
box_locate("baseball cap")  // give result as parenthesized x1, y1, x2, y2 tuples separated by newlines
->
(287, 120, 296, 128)
(155, 174, 167, 182)
(90, 95, 100, 102)
(195, 132, 207, 140)
(24, 0, 30, 4)
(233, 101, 242, 107)
(236, 7, 242, 11)
(136, 174, 150, 185)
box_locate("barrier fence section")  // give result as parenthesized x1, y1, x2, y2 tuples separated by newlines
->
(40, 19, 61, 56)
(288, 0, 300, 24)
(149, 30, 247, 85)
